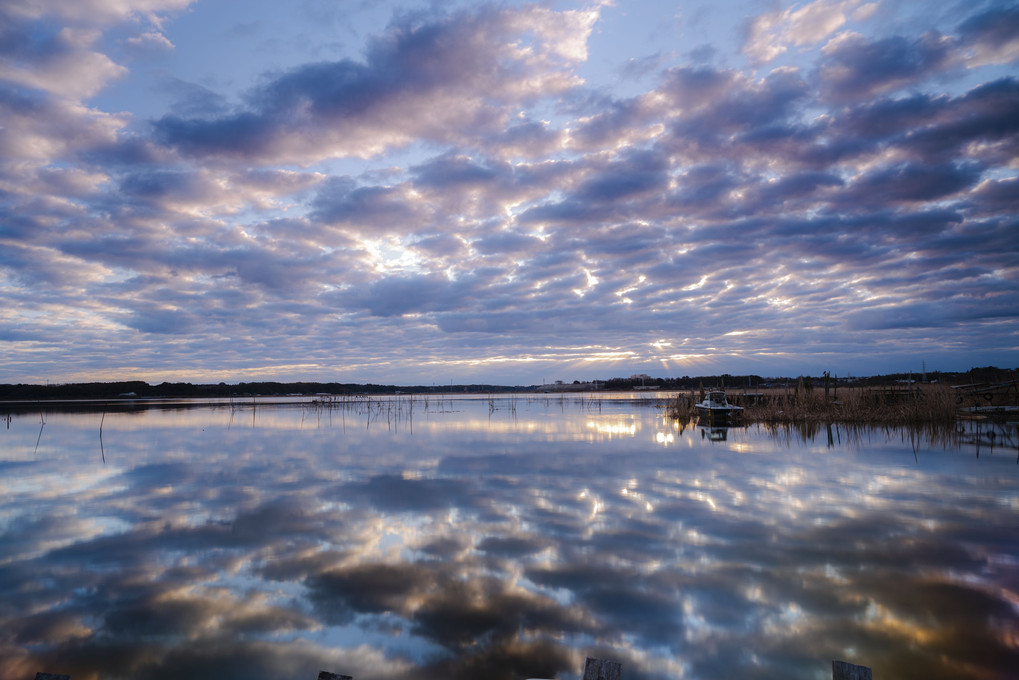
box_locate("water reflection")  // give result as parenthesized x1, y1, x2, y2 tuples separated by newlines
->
(699, 427, 730, 442)
(1, 397, 1016, 680)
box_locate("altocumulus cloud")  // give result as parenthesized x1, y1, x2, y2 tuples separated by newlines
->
(0, 0, 1016, 384)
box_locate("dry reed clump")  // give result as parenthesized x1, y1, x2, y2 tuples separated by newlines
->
(741, 384, 959, 425)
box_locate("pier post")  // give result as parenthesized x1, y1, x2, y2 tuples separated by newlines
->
(832, 660, 872, 680)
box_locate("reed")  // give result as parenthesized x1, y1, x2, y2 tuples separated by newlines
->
(738, 383, 959, 425)
(665, 383, 964, 425)
(667, 391, 699, 420)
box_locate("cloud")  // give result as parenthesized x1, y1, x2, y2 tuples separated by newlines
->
(311, 178, 419, 232)
(842, 161, 982, 206)
(956, 3, 1019, 66)
(410, 154, 501, 189)
(0, 1, 192, 105)
(817, 31, 954, 102)
(153, 5, 601, 165)
(574, 149, 670, 202)
(898, 77, 1019, 164)
(124, 30, 175, 56)
(660, 66, 811, 164)
(0, 87, 127, 182)
(157, 76, 230, 117)
(0, 0, 1016, 383)
(0, 27, 127, 99)
(2, 0, 194, 25)
(965, 177, 1019, 214)
(744, 0, 876, 63)
(845, 295, 1019, 330)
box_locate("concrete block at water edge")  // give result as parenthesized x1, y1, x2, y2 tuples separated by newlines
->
(833, 660, 872, 680)
(583, 657, 622, 680)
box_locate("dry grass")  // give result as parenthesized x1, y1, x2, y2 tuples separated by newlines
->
(750, 384, 958, 425)
(668, 383, 961, 425)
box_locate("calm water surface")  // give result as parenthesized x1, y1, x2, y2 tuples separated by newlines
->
(1, 395, 1017, 680)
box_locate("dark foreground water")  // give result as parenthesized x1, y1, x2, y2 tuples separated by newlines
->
(1, 395, 1017, 680)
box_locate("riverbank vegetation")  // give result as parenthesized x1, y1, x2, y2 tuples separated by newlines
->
(668, 379, 1017, 425)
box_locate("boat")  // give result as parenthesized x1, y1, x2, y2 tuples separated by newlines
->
(695, 391, 744, 423)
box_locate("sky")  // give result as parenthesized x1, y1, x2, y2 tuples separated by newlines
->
(2, 0, 1018, 386)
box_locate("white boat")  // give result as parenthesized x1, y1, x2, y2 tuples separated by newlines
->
(695, 391, 744, 422)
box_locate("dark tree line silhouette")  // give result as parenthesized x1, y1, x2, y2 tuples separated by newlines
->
(0, 367, 1012, 402)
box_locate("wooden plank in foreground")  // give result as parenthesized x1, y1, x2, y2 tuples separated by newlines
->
(317, 672, 352, 680)
(833, 660, 872, 680)
(35, 674, 71, 680)
(582, 656, 622, 680)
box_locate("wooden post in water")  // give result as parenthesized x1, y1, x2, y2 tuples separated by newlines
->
(317, 672, 352, 680)
(832, 659, 872, 680)
(582, 656, 622, 680)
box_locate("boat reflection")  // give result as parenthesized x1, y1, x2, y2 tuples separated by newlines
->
(700, 425, 730, 442)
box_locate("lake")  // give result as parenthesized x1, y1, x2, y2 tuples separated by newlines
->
(1, 394, 1017, 680)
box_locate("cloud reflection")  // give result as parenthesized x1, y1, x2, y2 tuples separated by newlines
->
(0, 400, 1016, 680)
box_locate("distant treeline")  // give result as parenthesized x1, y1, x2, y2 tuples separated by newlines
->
(0, 366, 1013, 401)
(0, 380, 527, 401)
(600, 366, 1016, 390)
